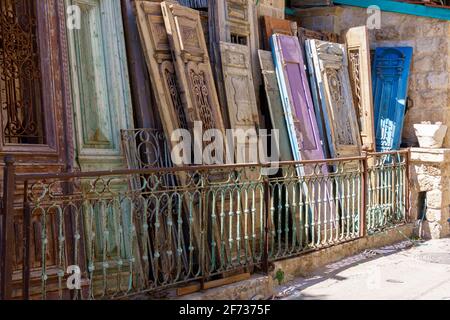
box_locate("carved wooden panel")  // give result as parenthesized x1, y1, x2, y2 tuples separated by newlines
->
(344, 26, 375, 152)
(262, 16, 293, 50)
(135, 1, 189, 163)
(66, 0, 134, 172)
(372, 47, 413, 151)
(306, 39, 362, 158)
(210, 0, 260, 115)
(258, 50, 292, 162)
(161, 2, 226, 136)
(298, 27, 340, 47)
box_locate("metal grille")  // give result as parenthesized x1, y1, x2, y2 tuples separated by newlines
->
(0, 0, 45, 144)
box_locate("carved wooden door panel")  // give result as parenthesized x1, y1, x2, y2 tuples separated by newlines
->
(344, 26, 375, 152)
(272, 35, 325, 164)
(161, 2, 226, 137)
(211, 0, 260, 118)
(135, 1, 189, 164)
(262, 16, 293, 50)
(306, 39, 361, 159)
(258, 50, 293, 162)
(372, 47, 413, 151)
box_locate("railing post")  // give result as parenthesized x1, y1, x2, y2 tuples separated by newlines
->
(405, 148, 411, 222)
(262, 176, 270, 274)
(1, 155, 16, 300)
(360, 152, 368, 237)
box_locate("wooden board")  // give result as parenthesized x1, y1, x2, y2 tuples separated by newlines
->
(258, 50, 293, 162)
(262, 16, 293, 50)
(306, 39, 362, 159)
(344, 26, 375, 152)
(257, 0, 285, 19)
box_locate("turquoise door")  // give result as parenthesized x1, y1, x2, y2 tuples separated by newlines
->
(372, 47, 413, 151)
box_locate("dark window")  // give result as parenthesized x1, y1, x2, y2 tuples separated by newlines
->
(231, 33, 247, 46)
(0, 0, 45, 144)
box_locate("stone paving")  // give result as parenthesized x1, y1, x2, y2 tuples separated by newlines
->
(274, 238, 450, 300)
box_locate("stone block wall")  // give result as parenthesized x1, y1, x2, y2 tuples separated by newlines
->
(295, 6, 450, 148)
(410, 148, 450, 239)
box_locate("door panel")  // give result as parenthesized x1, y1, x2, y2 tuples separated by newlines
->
(67, 0, 134, 171)
(306, 39, 361, 159)
(258, 50, 292, 162)
(271, 35, 325, 164)
(161, 2, 226, 137)
(372, 47, 413, 151)
(344, 26, 375, 152)
(262, 16, 293, 50)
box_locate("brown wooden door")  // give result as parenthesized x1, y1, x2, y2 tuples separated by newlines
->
(262, 16, 293, 50)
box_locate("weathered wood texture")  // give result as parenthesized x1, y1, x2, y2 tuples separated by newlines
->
(135, 1, 189, 164)
(262, 16, 293, 50)
(306, 39, 362, 158)
(0, 0, 74, 298)
(121, 0, 161, 129)
(161, 2, 226, 137)
(66, 0, 135, 172)
(344, 26, 375, 152)
(257, 0, 285, 19)
(210, 0, 261, 126)
(258, 50, 293, 162)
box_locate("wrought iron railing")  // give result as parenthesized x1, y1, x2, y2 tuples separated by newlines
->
(0, 150, 410, 300)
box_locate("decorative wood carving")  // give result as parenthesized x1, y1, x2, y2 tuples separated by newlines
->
(135, 1, 189, 162)
(262, 16, 293, 50)
(344, 26, 375, 152)
(372, 47, 413, 151)
(258, 50, 293, 162)
(298, 27, 340, 47)
(306, 39, 362, 158)
(161, 2, 226, 137)
(210, 0, 260, 122)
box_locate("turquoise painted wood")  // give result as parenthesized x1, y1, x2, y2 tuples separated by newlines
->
(66, 0, 134, 172)
(372, 47, 413, 151)
(332, 0, 450, 21)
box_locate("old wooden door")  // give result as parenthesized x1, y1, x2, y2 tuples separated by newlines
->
(210, 0, 260, 123)
(272, 35, 325, 164)
(0, 0, 73, 299)
(65, 0, 137, 296)
(344, 26, 375, 152)
(262, 16, 293, 50)
(161, 2, 226, 139)
(135, 1, 189, 166)
(306, 39, 361, 159)
(258, 50, 293, 162)
(372, 47, 413, 151)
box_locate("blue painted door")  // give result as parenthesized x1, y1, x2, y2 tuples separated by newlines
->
(372, 47, 413, 151)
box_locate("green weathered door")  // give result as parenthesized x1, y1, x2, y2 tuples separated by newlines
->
(65, 0, 137, 296)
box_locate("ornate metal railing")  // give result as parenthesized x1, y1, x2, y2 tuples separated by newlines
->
(0, 150, 410, 300)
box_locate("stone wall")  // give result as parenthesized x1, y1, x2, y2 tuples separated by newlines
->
(295, 6, 450, 148)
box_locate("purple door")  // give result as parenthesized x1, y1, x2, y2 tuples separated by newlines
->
(276, 35, 325, 162)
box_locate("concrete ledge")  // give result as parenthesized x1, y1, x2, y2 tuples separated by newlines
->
(410, 148, 450, 163)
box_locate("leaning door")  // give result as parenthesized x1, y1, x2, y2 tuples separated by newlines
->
(372, 47, 413, 151)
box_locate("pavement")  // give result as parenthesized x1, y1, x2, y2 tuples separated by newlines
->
(274, 238, 450, 300)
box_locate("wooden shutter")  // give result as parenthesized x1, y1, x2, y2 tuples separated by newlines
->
(161, 2, 226, 136)
(258, 50, 293, 162)
(306, 39, 361, 158)
(344, 26, 375, 152)
(372, 47, 413, 151)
